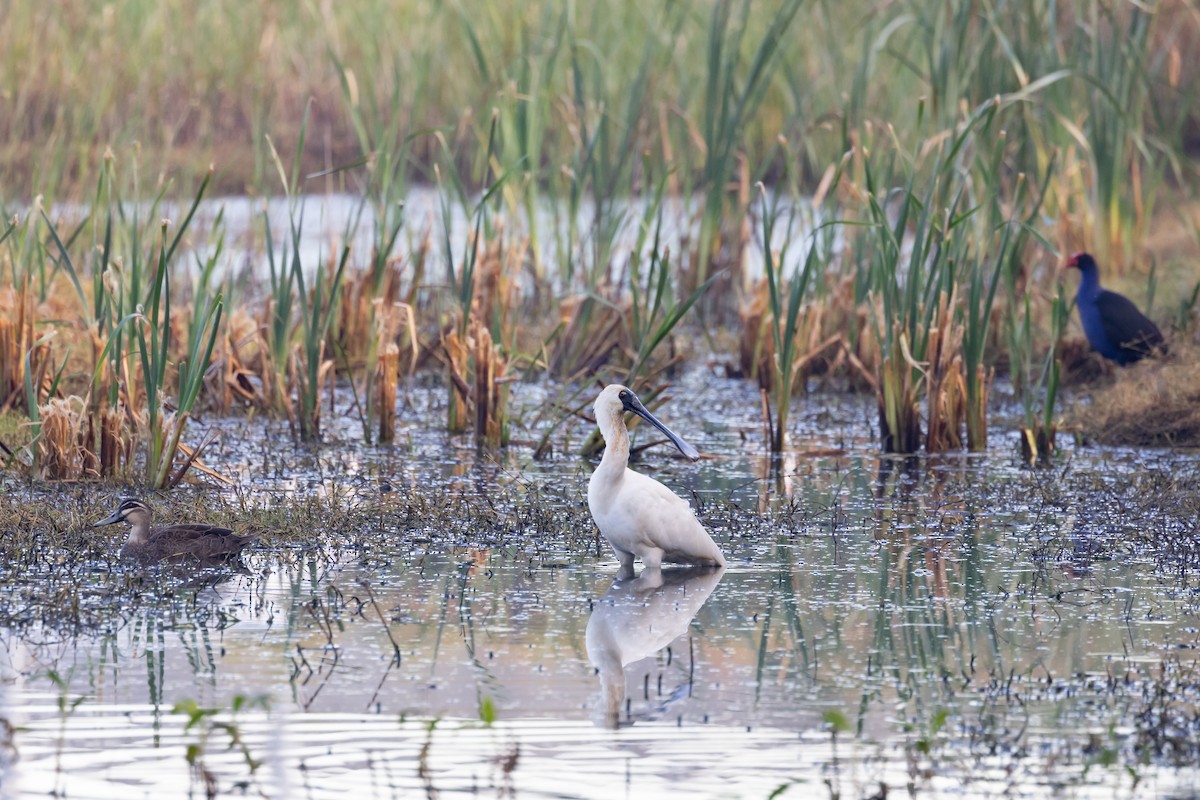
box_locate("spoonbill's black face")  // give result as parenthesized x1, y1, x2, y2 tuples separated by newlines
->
(618, 388, 700, 461)
(617, 388, 639, 413)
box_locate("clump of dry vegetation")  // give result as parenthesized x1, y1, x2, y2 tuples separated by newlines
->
(1074, 340, 1200, 446)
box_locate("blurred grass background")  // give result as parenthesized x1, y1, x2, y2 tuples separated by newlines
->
(4, 1, 1196, 203)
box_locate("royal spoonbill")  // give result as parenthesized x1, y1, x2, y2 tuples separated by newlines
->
(587, 384, 725, 575)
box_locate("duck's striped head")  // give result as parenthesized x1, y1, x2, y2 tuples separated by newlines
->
(95, 498, 151, 527)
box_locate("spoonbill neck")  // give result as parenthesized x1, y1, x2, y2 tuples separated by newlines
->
(597, 412, 631, 476)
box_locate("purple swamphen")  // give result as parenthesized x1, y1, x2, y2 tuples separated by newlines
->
(1064, 251, 1166, 365)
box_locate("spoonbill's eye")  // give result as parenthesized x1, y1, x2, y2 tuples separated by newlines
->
(619, 391, 628, 399)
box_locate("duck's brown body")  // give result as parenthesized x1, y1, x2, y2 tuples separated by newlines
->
(97, 500, 256, 563)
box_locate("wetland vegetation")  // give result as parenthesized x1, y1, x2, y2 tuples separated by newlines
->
(2, 0, 1200, 797)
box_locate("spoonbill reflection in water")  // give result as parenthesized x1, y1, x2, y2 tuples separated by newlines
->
(588, 385, 725, 576)
(586, 566, 724, 728)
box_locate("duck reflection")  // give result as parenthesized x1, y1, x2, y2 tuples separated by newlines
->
(585, 566, 723, 729)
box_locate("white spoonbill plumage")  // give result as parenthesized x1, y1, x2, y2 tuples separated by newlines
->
(587, 385, 725, 575)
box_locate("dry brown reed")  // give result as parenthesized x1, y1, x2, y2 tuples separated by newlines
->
(809, 279, 880, 392)
(968, 363, 994, 451)
(550, 296, 628, 379)
(0, 317, 20, 410)
(0, 281, 38, 413)
(437, 229, 523, 441)
(878, 325, 923, 454)
(373, 299, 419, 370)
(37, 396, 97, 480)
(1019, 424, 1057, 463)
(214, 309, 267, 411)
(471, 322, 509, 446)
(334, 255, 419, 375)
(738, 273, 880, 394)
(925, 291, 966, 452)
(377, 343, 400, 442)
(99, 403, 130, 477)
(789, 307, 843, 390)
(471, 232, 526, 348)
(338, 272, 379, 372)
(373, 298, 418, 442)
(443, 326, 471, 432)
(440, 319, 509, 444)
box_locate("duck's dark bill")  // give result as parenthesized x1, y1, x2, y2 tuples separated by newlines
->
(628, 403, 701, 461)
(94, 511, 124, 526)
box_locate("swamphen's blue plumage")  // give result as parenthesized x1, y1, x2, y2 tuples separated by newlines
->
(1066, 252, 1165, 365)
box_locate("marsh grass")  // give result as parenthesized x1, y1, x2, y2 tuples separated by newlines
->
(0, 0, 1194, 476)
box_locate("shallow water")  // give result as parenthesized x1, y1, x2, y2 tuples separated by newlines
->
(3, 373, 1200, 798)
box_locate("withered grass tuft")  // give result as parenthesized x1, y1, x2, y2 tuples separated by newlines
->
(1073, 340, 1200, 447)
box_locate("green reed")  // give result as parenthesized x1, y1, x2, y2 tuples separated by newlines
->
(279, 167, 347, 442)
(757, 185, 820, 453)
(293, 240, 350, 443)
(175, 694, 270, 795)
(625, 166, 718, 387)
(692, 0, 803, 295)
(553, 29, 655, 288)
(261, 207, 298, 421)
(330, 51, 410, 296)
(37, 153, 221, 485)
(262, 108, 349, 441)
(135, 221, 224, 488)
(477, 4, 566, 267)
(858, 141, 968, 454)
(1010, 282, 1068, 463)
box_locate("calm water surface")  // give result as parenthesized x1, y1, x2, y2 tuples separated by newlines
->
(3, 374, 1200, 798)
